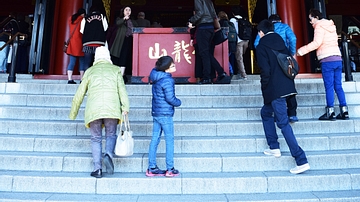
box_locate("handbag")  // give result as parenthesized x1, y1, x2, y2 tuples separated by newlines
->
(213, 27, 228, 45)
(63, 21, 80, 54)
(115, 114, 134, 157)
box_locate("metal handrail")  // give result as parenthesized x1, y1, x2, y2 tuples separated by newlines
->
(340, 31, 360, 49)
(0, 32, 27, 51)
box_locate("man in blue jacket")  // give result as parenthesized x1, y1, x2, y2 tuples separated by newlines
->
(254, 14, 299, 123)
(256, 19, 309, 174)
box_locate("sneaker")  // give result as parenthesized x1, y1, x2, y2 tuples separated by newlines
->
(264, 148, 281, 158)
(290, 163, 310, 174)
(289, 116, 299, 123)
(145, 166, 166, 177)
(165, 167, 180, 177)
(103, 154, 114, 175)
(67, 80, 76, 84)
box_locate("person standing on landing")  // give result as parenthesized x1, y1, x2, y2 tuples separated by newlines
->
(146, 56, 182, 177)
(107, 6, 137, 83)
(65, 8, 86, 84)
(80, 6, 108, 71)
(254, 14, 299, 123)
(256, 19, 309, 174)
(297, 9, 349, 121)
(69, 46, 129, 178)
(230, 6, 249, 80)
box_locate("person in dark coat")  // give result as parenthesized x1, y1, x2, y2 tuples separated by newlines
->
(256, 19, 309, 174)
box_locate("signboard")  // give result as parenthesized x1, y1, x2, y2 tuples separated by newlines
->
(132, 28, 229, 83)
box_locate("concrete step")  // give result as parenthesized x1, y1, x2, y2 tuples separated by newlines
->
(1, 133, 360, 154)
(1, 190, 360, 202)
(1, 169, 359, 194)
(1, 149, 360, 173)
(2, 79, 359, 96)
(0, 118, 359, 136)
(1, 105, 360, 121)
(1, 92, 360, 108)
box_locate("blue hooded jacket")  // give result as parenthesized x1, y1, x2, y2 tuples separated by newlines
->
(254, 22, 297, 55)
(149, 68, 181, 117)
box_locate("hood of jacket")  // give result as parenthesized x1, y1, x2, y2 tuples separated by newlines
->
(150, 68, 171, 83)
(258, 32, 288, 52)
(313, 19, 336, 33)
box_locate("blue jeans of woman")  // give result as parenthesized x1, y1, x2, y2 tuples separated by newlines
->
(261, 97, 308, 166)
(67, 55, 86, 71)
(0, 42, 9, 72)
(148, 116, 174, 170)
(89, 118, 118, 171)
(321, 61, 347, 107)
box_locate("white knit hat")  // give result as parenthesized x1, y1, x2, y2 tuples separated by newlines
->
(94, 46, 112, 64)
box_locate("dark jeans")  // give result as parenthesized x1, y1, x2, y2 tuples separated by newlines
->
(261, 97, 308, 166)
(286, 94, 297, 117)
(195, 28, 225, 80)
(196, 28, 215, 80)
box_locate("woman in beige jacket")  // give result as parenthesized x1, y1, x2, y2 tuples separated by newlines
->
(297, 9, 349, 121)
(69, 46, 130, 178)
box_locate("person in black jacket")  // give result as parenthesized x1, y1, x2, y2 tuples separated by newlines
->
(80, 6, 108, 70)
(188, 0, 229, 84)
(256, 19, 309, 174)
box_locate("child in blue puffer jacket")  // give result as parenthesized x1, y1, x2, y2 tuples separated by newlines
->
(146, 56, 182, 177)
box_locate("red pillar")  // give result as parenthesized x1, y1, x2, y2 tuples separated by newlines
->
(276, 0, 311, 73)
(50, 0, 83, 75)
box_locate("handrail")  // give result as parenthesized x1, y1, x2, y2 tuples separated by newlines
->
(0, 32, 27, 51)
(0, 17, 12, 28)
(341, 31, 360, 49)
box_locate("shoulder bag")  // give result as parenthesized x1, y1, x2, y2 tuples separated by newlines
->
(63, 21, 80, 53)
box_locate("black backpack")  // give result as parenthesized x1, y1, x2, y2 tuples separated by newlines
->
(237, 18, 252, 40)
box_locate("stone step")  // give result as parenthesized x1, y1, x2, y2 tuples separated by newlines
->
(1, 105, 360, 122)
(1, 92, 360, 108)
(1, 133, 360, 154)
(0, 149, 359, 173)
(0, 118, 359, 136)
(1, 169, 359, 194)
(2, 80, 359, 96)
(1, 190, 360, 202)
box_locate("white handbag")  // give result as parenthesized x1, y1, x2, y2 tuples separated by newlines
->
(115, 114, 134, 157)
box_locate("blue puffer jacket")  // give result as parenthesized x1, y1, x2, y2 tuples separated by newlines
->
(254, 22, 297, 55)
(149, 68, 181, 117)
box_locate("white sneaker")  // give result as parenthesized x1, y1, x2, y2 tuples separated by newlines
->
(290, 163, 310, 174)
(264, 149, 281, 157)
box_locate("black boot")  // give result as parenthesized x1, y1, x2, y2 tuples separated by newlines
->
(90, 169, 102, 178)
(318, 107, 335, 121)
(336, 106, 349, 120)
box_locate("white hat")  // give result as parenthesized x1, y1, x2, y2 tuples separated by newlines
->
(94, 46, 112, 64)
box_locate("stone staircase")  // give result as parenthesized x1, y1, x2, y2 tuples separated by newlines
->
(0, 73, 360, 201)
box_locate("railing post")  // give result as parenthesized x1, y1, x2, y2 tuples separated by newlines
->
(7, 35, 18, 83)
(341, 34, 353, 82)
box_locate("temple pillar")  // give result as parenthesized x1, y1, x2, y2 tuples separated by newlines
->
(276, 0, 311, 73)
(50, 0, 83, 75)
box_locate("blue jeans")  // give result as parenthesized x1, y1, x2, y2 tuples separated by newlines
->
(148, 116, 175, 170)
(89, 119, 118, 171)
(261, 97, 308, 166)
(321, 61, 347, 107)
(0, 42, 9, 72)
(67, 55, 86, 71)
